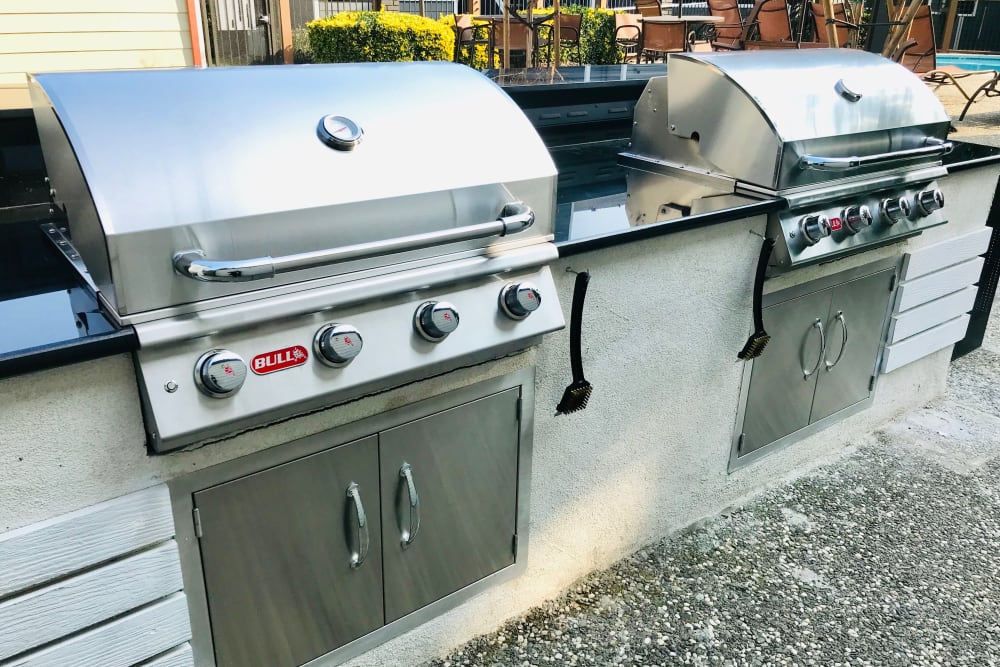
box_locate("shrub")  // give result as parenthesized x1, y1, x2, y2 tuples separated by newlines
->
(308, 11, 455, 63)
(543, 5, 620, 66)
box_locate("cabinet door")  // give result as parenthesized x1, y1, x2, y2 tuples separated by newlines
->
(379, 388, 520, 623)
(741, 289, 832, 454)
(194, 436, 383, 667)
(811, 269, 894, 422)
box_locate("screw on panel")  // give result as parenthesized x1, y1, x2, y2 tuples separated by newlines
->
(164, 381, 179, 393)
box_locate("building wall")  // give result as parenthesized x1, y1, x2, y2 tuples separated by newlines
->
(0, 0, 196, 110)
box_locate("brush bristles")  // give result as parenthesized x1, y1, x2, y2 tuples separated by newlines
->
(737, 332, 771, 361)
(556, 381, 593, 415)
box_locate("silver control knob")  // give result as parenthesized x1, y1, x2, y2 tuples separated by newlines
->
(915, 189, 945, 216)
(499, 282, 542, 320)
(799, 214, 832, 246)
(194, 349, 247, 398)
(414, 301, 459, 342)
(881, 196, 911, 224)
(314, 323, 363, 367)
(842, 204, 873, 234)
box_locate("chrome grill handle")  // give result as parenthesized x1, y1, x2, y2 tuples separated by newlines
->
(798, 140, 953, 172)
(825, 311, 849, 371)
(347, 482, 370, 569)
(803, 318, 827, 380)
(399, 463, 420, 549)
(173, 202, 535, 283)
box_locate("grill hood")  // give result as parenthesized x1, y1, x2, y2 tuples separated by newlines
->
(30, 63, 556, 322)
(627, 49, 951, 193)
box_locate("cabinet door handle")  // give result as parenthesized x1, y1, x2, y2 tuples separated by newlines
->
(802, 318, 827, 380)
(399, 463, 421, 549)
(346, 482, 369, 569)
(825, 311, 848, 371)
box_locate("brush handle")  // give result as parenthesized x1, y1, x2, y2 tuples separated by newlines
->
(752, 238, 775, 333)
(568, 271, 591, 383)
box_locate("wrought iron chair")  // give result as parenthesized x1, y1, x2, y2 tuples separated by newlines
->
(639, 20, 688, 61)
(634, 0, 664, 18)
(454, 14, 494, 68)
(536, 13, 583, 65)
(614, 13, 643, 63)
(742, 0, 797, 49)
(491, 16, 534, 68)
(809, 2, 853, 46)
(706, 0, 746, 49)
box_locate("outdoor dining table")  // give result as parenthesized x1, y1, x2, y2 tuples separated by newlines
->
(478, 8, 557, 68)
(638, 15, 724, 51)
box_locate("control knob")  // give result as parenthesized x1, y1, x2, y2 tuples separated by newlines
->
(881, 196, 911, 224)
(915, 188, 945, 216)
(499, 282, 542, 320)
(842, 204, 873, 234)
(314, 323, 363, 367)
(194, 349, 247, 398)
(799, 214, 832, 246)
(414, 301, 459, 342)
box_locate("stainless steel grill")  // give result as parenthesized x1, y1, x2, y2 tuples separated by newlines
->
(620, 49, 952, 274)
(30, 62, 564, 453)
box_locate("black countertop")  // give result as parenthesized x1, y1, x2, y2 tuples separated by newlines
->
(2, 72, 999, 379)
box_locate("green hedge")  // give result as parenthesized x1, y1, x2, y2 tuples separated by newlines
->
(308, 11, 454, 63)
(560, 6, 619, 65)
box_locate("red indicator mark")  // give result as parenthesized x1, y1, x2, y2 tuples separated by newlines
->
(343, 336, 354, 346)
(223, 365, 234, 376)
(829, 217, 843, 231)
(443, 313, 452, 321)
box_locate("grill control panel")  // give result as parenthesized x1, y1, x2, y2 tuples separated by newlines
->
(140, 267, 563, 451)
(769, 181, 947, 274)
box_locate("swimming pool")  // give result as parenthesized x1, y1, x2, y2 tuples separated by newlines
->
(935, 53, 1000, 71)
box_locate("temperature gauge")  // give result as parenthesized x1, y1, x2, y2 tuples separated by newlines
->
(318, 115, 363, 151)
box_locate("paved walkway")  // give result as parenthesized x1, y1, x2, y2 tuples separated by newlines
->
(426, 82, 1000, 667)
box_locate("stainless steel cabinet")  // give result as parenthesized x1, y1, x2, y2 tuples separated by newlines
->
(737, 264, 895, 461)
(380, 391, 519, 623)
(189, 385, 523, 667)
(194, 436, 384, 667)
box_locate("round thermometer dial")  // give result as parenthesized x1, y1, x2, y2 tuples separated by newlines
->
(318, 115, 363, 151)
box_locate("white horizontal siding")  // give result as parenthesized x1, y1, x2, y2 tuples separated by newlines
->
(0, 0, 187, 13)
(2, 32, 192, 54)
(142, 644, 194, 667)
(895, 257, 984, 312)
(0, 541, 183, 660)
(0, 484, 174, 599)
(883, 315, 971, 373)
(6, 593, 191, 667)
(901, 226, 992, 280)
(888, 286, 978, 344)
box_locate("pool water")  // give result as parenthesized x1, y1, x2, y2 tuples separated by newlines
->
(935, 53, 1000, 71)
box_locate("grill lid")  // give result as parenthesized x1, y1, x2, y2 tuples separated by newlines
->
(628, 49, 951, 192)
(30, 63, 556, 320)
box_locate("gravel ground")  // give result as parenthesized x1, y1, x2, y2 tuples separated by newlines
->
(425, 90, 1000, 667)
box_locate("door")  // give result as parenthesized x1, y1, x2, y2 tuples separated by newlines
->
(379, 389, 521, 623)
(202, 0, 282, 65)
(194, 436, 383, 667)
(741, 288, 833, 454)
(811, 269, 894, 422)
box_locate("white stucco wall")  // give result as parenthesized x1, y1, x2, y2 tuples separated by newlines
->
(0, 165, 994, 666)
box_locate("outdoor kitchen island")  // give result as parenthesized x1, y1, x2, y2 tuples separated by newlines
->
(1, 54, 999, 667)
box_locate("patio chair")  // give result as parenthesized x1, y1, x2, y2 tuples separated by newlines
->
(492, 16, 534, 68)
(640, 20, 689, 61)
(614, 13, 643, 63)
(536, 13, 583, 66)
(706, 0, 746, 50)
(742, 0, 798, 49)
(454, 14, 494, 68)
(895, 4, 1000, 120)
(809, 2, 852, 46)
(635, 0, 663, 18)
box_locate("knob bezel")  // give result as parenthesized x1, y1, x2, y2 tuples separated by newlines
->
(414, 301, 460, 342)
(842, 204, 873, 235)
(915, 189, 945, 216)
(313, 323, 363, 368)
(881, 196, 911, 224)
(499, 282, 541, 321)
(799, 214, 832, 246)
(194, 349, 247, 398)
